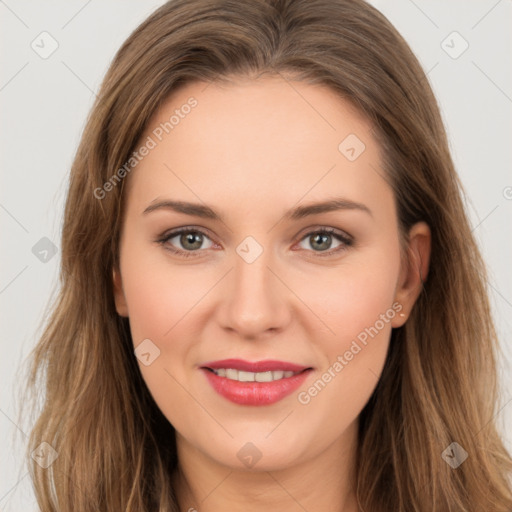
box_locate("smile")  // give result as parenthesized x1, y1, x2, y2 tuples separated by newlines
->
(200, 359, 313, 406)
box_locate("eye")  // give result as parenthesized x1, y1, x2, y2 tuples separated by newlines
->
(157, 227, 214, 257)
(296, 228, 353, 256)
(156, 226, 353, 259)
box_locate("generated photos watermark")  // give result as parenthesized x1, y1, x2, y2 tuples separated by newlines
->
(93, 96, 198, 200)
(297, 301, 403, 405)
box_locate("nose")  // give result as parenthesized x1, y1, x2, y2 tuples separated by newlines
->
(216, 246, 292, 340)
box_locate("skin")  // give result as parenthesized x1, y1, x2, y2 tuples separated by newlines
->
(113, 75, 431, 512)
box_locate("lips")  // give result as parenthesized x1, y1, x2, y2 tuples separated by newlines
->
(200, 358, 313, 406)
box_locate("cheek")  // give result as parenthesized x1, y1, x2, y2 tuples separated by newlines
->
(120, 241, 212, 344)
(295, 244, 400, 351)
(119, 242, 218, 415)
(327, 264, 398, 350)
(293, 247, 400, 433)
(119, 247, 209, 430)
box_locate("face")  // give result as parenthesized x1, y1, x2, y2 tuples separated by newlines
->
(113, 76, 430, 471)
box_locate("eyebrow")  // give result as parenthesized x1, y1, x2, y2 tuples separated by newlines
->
(142, 197, 372, 220)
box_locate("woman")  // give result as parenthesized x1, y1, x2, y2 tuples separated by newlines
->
(26, 0, 512, 510)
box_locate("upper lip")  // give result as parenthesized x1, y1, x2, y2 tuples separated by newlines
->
(201, 358, 311, 373)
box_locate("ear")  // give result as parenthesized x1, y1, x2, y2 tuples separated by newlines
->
(391, 221, 431, 327)
(113, 267, 129, 317)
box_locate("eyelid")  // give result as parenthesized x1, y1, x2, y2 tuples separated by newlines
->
(295, 225, 353, 244)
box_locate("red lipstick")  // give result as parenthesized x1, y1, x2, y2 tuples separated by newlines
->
(200, 358, 312, 406)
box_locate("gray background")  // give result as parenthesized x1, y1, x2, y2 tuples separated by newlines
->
(1, 0, 511, 508)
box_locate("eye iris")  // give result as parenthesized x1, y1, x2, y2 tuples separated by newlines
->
(180, 232, 203, 250)
(310, 233, 331, 251)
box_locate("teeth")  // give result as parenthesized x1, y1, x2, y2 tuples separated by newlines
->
(255, 371, 273, 382)
(238, 371, 255, 382)
(212, 368, 300, 382)
(225, 368, 238, 380)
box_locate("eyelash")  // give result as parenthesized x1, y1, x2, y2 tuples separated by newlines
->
(155, 226, 354, 259)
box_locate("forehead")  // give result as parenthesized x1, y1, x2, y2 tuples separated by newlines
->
(124, 76, 392, 221)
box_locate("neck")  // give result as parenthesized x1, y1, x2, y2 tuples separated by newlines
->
(172, 420, 360, 512)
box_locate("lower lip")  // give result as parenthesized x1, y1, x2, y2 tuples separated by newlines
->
(202, 368, 312, 406)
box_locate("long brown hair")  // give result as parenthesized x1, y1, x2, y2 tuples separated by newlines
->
(25, 0, 512, 510)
